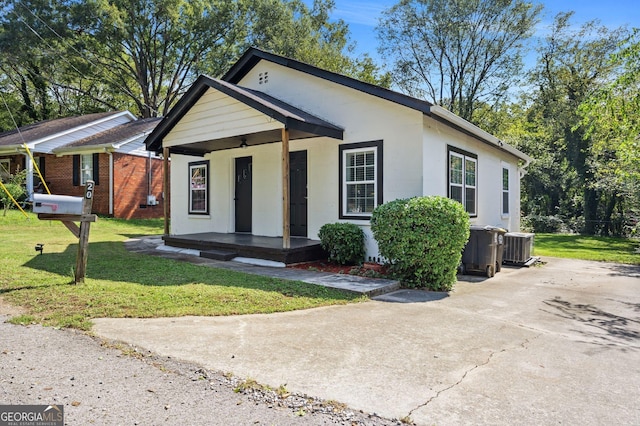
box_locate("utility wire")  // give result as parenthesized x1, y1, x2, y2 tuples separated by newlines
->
(12, 0, 159, 117)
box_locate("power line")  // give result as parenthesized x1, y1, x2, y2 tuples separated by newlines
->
(10, 0, 159, 117)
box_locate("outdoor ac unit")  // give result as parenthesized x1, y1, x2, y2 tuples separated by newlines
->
(503, 232, 534, 265)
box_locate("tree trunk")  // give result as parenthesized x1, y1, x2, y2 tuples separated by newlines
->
(583, 187, 599, 235)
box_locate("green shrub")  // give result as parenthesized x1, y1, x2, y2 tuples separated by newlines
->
(371, 196, 470, 291)
(318, 222, 365, 265)
(0, 170, 26, 216)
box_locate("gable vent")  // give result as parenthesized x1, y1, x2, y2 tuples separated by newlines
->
(258, 72, 269, 85)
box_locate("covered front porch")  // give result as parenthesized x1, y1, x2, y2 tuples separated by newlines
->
(145, 74, 344, 261)
(162, 232, 326, 264)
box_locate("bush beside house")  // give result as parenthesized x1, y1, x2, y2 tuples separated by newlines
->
(371, 196, 470, 291)
(318, 222, 365, 265)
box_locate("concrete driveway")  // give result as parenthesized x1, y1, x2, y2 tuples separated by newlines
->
(92, 258, 640, 425)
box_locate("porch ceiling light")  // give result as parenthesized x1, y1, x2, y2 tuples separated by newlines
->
(240, 138, 248, 149)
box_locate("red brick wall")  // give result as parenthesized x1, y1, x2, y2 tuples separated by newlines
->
(112, 152, 165, 219)
(41, 152, 166, 219)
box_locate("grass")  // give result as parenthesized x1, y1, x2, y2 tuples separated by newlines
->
(533, 233, 640, 265)
(0, 210, 363, 330)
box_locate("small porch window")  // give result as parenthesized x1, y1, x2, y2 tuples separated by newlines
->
(189, 160, 209, 215)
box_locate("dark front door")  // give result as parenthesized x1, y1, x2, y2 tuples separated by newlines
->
(289, 150, 308, 237)
(235, 156, 252, 233)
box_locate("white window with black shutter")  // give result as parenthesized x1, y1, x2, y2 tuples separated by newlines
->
(73, 154, 99, 186)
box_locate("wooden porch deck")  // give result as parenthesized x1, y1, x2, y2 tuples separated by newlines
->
(162, 232, 326, 264)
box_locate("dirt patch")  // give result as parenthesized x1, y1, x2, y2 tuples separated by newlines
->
(288, 260, 389, 278)
(0, 296, 25, 316)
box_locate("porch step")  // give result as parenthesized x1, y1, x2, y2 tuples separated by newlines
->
(200, 249, 238, 261)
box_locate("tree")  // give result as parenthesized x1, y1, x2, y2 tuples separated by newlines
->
(67, 0, 246, 118)
(0, 0, 125, 127)
(0, 0, 389, 125)
(579, 30, 640, 236)
(0, 0, 68, 123)
(376, 0, 541, 122)
(243, 0, 390, 86)
(47, 0, 388, 119)
(524, 12, 627, 235)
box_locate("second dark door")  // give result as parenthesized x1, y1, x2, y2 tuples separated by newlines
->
(290, 150, 308, 237)
(235, 156, 252, 233)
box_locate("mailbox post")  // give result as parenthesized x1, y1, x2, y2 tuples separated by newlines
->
(34, 181, 97, 284)
(74, 181, 95, 283)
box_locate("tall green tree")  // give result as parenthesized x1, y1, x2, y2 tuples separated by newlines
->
(244, 0, 390, 85)
(70, 0, 388, 118)
(580, 30, 640, 235)
(376, 0, 542, 122)
(69, 0, 245, 118)
(0, 0, 124, 126)
(521, 12, 627, 235)
(0, 0, 68, 123)
(1, 0, 387, 124)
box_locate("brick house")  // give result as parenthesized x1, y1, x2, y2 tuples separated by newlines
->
(0, 111, 166, 219)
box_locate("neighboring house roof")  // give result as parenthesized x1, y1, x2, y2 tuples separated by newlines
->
(0, 111, 136, 154)
(146, 48, 530, 163)
(145, 75, 344, 155)
(53, 117, 162, 155)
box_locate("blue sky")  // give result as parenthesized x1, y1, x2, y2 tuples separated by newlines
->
(312, 0, 640, 64)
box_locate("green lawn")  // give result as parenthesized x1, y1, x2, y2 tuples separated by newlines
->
(533, 233, 640, 265)
(0, 211, 363, 330)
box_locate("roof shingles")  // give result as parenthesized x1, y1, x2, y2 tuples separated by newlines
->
(0, 112, 120, 147)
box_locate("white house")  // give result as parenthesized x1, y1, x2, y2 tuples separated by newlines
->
(145, 48, 531, 264)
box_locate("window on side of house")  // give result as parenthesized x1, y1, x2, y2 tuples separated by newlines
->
(0, 158, 9, 177)
(189, 160, 209, 215)
(502, 166, 510, 216)
(339, 141, 383, 219)
(448, 147, 477, 216)
(73, 154, 99, 186)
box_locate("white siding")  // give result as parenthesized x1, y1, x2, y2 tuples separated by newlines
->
(163, 89, 282, 148)
(423, 115, 522, 232)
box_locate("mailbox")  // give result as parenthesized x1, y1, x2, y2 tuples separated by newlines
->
(33, 193, 84, 215)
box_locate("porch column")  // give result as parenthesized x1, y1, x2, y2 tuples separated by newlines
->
(23, 153, 34, 200)
(281, 128, 290, 249)
(163, 147, 170, 236)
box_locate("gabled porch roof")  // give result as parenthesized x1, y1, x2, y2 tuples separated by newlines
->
(145, 76, 343, 156)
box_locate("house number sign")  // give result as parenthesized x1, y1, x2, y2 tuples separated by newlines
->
(85, 181, 94, 199)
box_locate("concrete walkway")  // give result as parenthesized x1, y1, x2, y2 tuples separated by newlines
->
(125, 236, 400, 296)
(93, 254, 640, 425)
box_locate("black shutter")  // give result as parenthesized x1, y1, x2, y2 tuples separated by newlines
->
(72, 155, 79, 186)
(92, 153, 100, 185)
